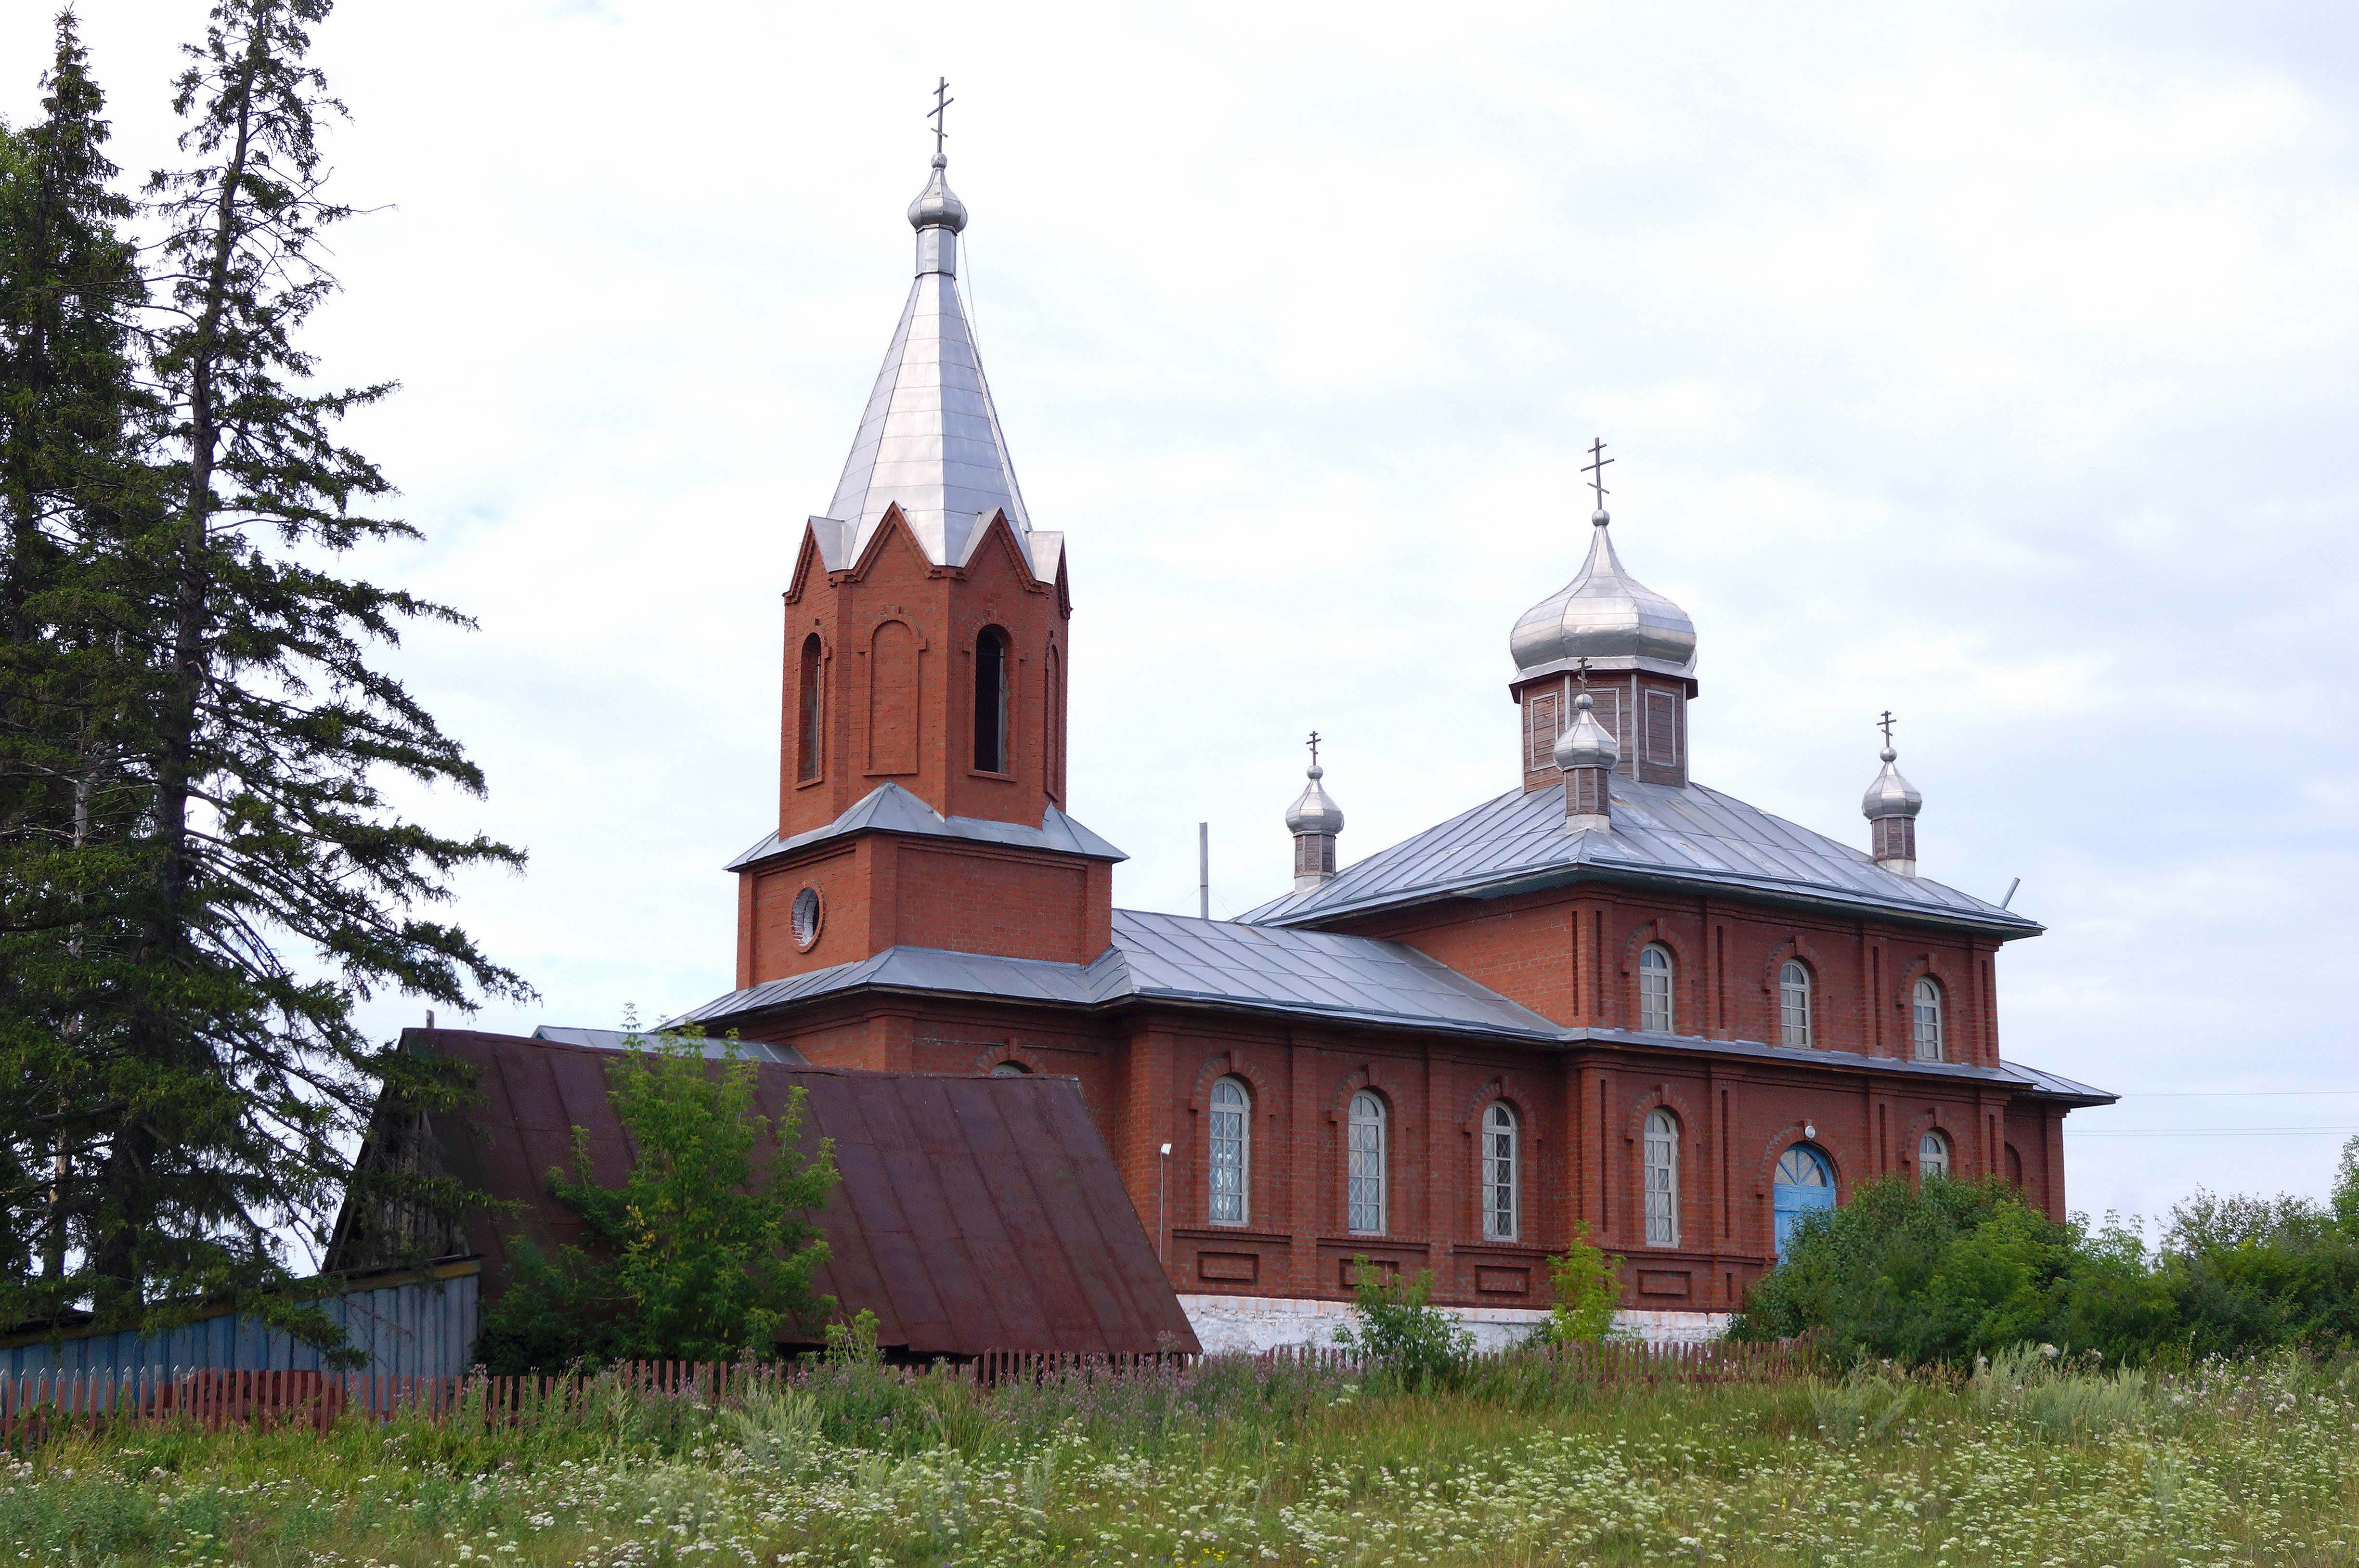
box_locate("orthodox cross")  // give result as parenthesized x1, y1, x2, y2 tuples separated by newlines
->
(929, 78, 954, 157)
(1879, 710, 1896, 747)
(1582, 437, 1613, 509)
(1306, 731, 1322, 768)
(1575, 656, 1592, 694)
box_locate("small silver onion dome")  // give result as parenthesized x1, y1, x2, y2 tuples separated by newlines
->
(1510, 508, 1698, 680)
(1552, 690, 1620, 771)
(1284, 765, 1346, 836)
(1861, 747, 1923, 820)
(907, 153, 969, 233)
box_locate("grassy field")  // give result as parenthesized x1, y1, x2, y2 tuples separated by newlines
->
(3, 1346, 2357, 1567)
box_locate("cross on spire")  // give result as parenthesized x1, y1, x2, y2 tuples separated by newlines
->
(1879, 710, 1896, 747)
(1306, 730, 1322, 768)
(929, 77, 954, 158)
(1575, 656, 1592, 693)
(1582, 437, 1613, 510)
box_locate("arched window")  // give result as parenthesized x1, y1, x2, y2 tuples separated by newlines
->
(796, 633, 824, 782)
(1347, 1090, 1387, 1235)
(1779, 959, 1812, 1049)
(987, 1060, 1029, 1077)
(1913, 978, 1944, 1061)
(1481, 1102, 1518, 1241)
(2005, 1143, 2024, 1187)
(1639, 944, 1674, 1034)
(1918, 1128, 1951, 1180)
(973, 625, 1011, 773)
(1209, 1077, 1250, 1225)
(1644, 1109, 1679, 1247)
(1772, 1143, 1835, 1263)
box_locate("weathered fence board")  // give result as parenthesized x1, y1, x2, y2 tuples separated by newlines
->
(0, 1339, 1812, 1441)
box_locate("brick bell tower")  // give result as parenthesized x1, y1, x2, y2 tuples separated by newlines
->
(731, 150, 1121, 988)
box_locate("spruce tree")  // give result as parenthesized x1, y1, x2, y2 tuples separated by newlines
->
(0, 0, 529, 1337)
(0, 10, 157, 1319)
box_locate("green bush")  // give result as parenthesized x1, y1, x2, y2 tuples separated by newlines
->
(1542, 1221, 1623, 1345)
(1735, 1135, 2359, 1367)
(477, 1024, 840, 1371)
(1333, 1258, 1474, 1390)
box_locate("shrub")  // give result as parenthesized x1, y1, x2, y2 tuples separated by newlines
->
(1736, 1136, 2359, 1367)
(1542, 1222, 1623, 1345)
(1731, 1176, 2077, 1364)
(1334, 1259, 1474, 1390)
(477, 1024, 840, 1371)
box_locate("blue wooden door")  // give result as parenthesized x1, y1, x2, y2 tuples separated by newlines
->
(1772, 1144, 1835, 1262)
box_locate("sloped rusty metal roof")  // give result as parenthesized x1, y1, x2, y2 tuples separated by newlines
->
(408, 1030, 1197, 1359)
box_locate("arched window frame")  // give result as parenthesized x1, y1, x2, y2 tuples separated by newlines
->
(1346, 1090, 1387, 1235)
(796, 632, 825, 783)
(1778, 959, 1813, 1049)
(1208, 1076, 1250, 1226)
(972, 624, 1012, 775)
(1643, 1108, 1680, 1247)
(1918, 1128, 1951, 1180)
(1913, 977, 1944, 1062)
(1480, 1101, 1518, 1241)
(1639, 943, 1675, 1034)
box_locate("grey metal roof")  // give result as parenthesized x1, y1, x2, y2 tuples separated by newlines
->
(727, 782, 1127, 871)
(531, 1025, 809, 1064)
(678, 908, 1562, 1041)
(674, 911, 2110, 1104)
(1243, 775, 2040, 936)
(1999, 1059, 2119, 1106)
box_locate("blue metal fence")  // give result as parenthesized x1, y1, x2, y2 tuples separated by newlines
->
(0, 1258, 480, 1380)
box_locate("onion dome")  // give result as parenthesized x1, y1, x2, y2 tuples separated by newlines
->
(1861, 746, 1923, 821)
(1510, 508, 1698, 681)
(1284, 764, 1346, 836)
(1552, 690, 1620, 771)
(907, 152, 968, 233)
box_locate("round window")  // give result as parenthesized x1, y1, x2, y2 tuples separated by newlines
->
(791, 886, 823, 949)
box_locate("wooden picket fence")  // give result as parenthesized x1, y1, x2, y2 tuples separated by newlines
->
(0, 1361, 770, 1442)
(972, 1335, 1810, 1387)
(0, 1336, 1811, 1441)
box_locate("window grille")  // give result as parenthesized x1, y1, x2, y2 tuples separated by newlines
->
(1639, 944, 1674, 1033)
(1779, 959, 1813, 1049)
(1482, 1102, 1518, 1241)
(1918, 1129, 1951, 1180)
(1644, 1109, 1679, 1247)
(1913, 978, 1944, 1061)
(1347, 1090, 1387, 1234)
(1209, 1077, 1249, 1225)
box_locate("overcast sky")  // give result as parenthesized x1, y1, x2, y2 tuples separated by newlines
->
(10, 1, 2358, 1234)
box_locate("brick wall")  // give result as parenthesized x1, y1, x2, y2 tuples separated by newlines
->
(732, 991, 2070, 1316)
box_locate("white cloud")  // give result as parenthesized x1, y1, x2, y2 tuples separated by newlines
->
(12, 0, 2356, 1224)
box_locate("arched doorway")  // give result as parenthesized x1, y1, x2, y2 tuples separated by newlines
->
(1772, 1143, 1835, 1262)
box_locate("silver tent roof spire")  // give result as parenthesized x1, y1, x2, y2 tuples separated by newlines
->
(810, 91, 1055, 582)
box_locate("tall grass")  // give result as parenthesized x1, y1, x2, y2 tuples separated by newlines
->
(3, 1348, 2357, 1565)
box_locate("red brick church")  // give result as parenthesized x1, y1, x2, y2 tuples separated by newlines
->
(680, 150, 2112, 1347)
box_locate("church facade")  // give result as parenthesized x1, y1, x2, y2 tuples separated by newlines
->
(682, 151, 2112, 1345)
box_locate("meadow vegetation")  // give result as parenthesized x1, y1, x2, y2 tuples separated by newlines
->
(6, 1343, 2359, 1566)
